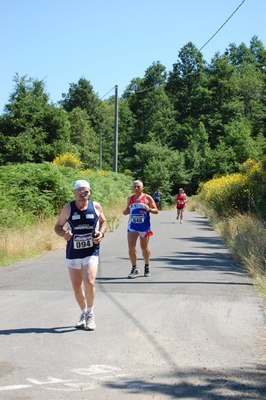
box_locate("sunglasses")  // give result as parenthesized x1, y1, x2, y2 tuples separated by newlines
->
(76, 190, 89, 195)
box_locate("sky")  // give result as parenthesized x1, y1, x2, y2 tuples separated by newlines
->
(0, 0, 265, 113)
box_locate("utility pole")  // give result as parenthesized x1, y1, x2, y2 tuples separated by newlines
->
(113, 85, 118, 172)
(99, 129, 102, 170)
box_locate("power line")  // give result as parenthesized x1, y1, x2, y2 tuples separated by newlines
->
(125, 83, 163, 94)
(199, 0, 246, 52)
(100, 86, 115, 100)
(101, 82, 163, 99)
(100, 1, 246, 100)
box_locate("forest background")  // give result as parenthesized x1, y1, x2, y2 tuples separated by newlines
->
(0, 37, 266, 299)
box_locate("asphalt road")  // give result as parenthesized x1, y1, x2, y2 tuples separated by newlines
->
(0, 210, 266, 399)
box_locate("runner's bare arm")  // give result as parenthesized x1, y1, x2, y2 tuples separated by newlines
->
(123, 196, 131, 215)
(146, 195, 159, 214)
(54, 203, 72, 241)
(93, 202, 107, 243)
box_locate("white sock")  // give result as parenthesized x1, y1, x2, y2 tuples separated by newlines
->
(86, 306, 93, 314)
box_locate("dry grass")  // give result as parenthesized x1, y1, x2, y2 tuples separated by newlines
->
(0, 203, 125, 266)
(0, 219, 65, 266)
(190, 196, 266, 300)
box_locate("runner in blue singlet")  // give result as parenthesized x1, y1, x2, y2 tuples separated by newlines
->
(123, 180, 158, 279)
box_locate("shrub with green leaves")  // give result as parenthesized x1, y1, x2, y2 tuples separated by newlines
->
(0, 163, 133, 229)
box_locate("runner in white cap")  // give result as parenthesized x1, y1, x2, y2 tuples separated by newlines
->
(54, 180, 107, 331)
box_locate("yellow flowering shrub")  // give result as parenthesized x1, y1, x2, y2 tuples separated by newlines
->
(51, 153, 82, 169)
(198, 158, 266, 216)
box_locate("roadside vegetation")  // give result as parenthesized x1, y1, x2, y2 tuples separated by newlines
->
(189, 157, 266, 301)
(0, 35, 266, 305)
(0, 162, 132, 266)
(1, 158, 266, 306)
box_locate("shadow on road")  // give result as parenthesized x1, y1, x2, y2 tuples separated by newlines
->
(0, 326, 77, 335)
(97, 270, 266, 399)
(103, 365, 266, 399)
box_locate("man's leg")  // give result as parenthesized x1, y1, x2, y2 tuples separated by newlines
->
(127, 231, 140, 278)
(83, 260, 98, 308)
(127, 231, 139, 266)
(83, 260, 98, 330)
(68, 266, 86, 309)
(140, 235, 151, 277)
(68, 266, 87, 328)
(139, 235, 150, 264)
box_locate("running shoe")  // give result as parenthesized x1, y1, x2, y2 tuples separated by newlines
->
(76, 312, 85, 328)
(144, 266, 151, 277)
(85, 312, 96, 330)
(128, 267, 140, 279)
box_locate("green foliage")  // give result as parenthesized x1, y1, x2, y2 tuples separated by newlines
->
(67, 107, 99, 169)
(1, 36, 266, 197)
(0, 163, 73, 228)
(133, 141, 190, 203)
(0, 163, 133, 230)
(0, 74, 71, 164)
(61, 77, 114, 169)
(197, 157, 266, 218)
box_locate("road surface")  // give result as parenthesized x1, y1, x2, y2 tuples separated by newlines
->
(0, 210, 265, 399)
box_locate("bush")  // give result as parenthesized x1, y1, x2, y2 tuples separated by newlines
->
(0, 163, 133, 230)
(51, 152, 82, 169)
(198, 158, 266, 218)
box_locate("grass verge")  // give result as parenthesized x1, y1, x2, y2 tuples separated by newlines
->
(0, 202, 124, 266)
(188, 197, 266, 302)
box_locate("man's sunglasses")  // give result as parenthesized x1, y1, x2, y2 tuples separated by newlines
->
(76, 190, 89, 195)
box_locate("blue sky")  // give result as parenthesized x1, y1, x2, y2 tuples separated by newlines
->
(0, 0, 265, 112)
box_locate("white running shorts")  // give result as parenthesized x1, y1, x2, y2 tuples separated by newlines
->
(66, 256, 99, 269)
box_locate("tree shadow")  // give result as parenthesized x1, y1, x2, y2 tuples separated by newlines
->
(103, 365, 266, 399)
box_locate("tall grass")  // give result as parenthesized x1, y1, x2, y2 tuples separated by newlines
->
(0, 201, 126, 266)
(0, 219, 65, 265)
(188, 197, 266, 300)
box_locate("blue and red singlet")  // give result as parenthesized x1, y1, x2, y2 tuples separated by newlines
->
(127, 194, 153, 237)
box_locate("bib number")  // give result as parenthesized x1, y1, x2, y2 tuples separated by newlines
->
(131, 215, 144, 223)
(73, 233, 93, 249)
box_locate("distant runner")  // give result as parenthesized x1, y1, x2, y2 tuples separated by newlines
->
(123, 180, 158, 278)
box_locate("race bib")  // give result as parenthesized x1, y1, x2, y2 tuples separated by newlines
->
(131, 215, 144, 223)
(73, 233, 93, 249)
(178, 200, 184, 204)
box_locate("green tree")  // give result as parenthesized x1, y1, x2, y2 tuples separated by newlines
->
(61, 77, 114, 169)
(116, 98, 136, 172)
(68, 107, 99, 169)
(166, 42, 208, 124)
(0, 74, 70, 164)
(133, 142, 189, 201)
(184, 122, 213, 190)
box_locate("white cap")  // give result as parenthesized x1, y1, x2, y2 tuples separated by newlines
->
(74, 180, 90, 190)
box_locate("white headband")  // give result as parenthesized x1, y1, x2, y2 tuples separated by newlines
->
(74, 180, 90, 190)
